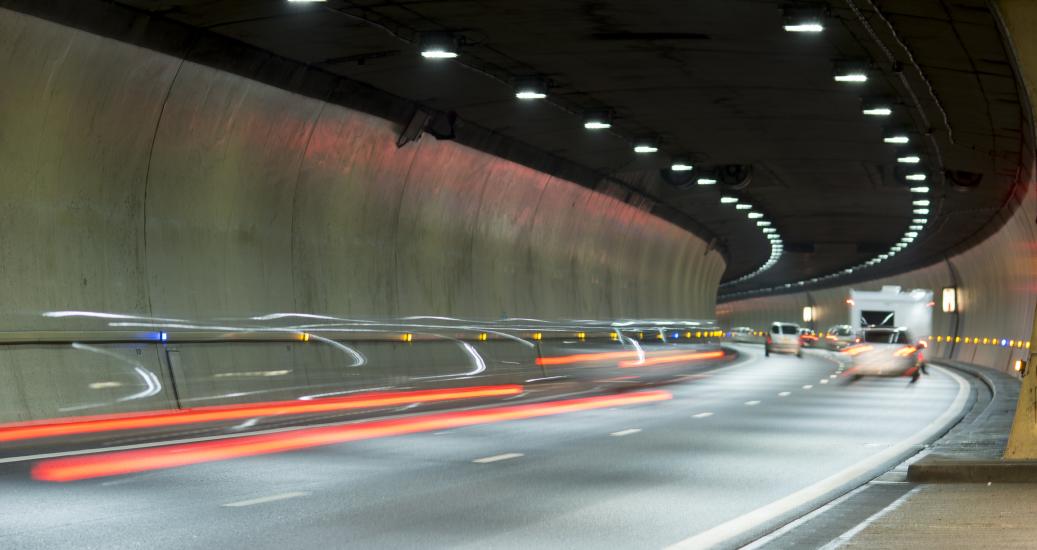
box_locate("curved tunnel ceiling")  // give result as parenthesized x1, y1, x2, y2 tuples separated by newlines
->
(48, 0, 1030, 299)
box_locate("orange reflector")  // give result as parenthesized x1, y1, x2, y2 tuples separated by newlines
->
(31, 390, 673, 482)
(0, 385, 524, 443)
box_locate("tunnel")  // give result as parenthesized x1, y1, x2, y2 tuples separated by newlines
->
(0, 1, 1035, 548)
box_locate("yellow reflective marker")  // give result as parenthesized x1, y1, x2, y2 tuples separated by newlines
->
(610, 332, 619, 342)
(532, 332, 543, 341)
(577, 332, 586, 341)
(478, 332, 488, 341)
(401, 333, 414, 343)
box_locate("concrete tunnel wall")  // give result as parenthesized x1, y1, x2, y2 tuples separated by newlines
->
(0, 8, 726, 422)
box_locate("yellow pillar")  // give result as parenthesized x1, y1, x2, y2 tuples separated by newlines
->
(1004, 302, 1037, 458)
(999, 0, 1037, 459)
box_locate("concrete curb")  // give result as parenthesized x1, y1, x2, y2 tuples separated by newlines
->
(907, 359, 1024, 482)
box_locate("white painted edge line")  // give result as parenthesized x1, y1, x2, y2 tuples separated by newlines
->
(222, 491, 310, 508)
(666, 366, 969, 550)
(744, 401, 761, 406)
(473, 453, 524, 464)
(610, 428, 642, 437)
(818, 486, 922, 549)
(692, 412, 714, 419)
(740, 483, 872, 550)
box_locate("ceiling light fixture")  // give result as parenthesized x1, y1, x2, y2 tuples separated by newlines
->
(418, 32, 460, 59)
(913, 199, 930, 206)
(782, 6, 826, 33)
(720, 196, 738, 204)
(913, 208, 930, 215)
(670, 159, 694, 172)
(633, 136, 659, 154)
(736, 204, 752, 210)
(905, 173, 927, 181)
(897, 154, 921, 164)
(697, 178, 717, 185)
(748, 212, 764, 219)
(514, 77, 547, 100)
(909, 186, 929, 193)
(583, 109, 613, 130)
(833, 61, 869, 83)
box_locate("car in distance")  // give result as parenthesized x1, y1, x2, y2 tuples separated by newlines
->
(766, 322, 802, 357)
(843, 327, 926, 381)
(798, 328, 819, 348)
(823, 324, 856, 350)
(731, 326, 756, 343)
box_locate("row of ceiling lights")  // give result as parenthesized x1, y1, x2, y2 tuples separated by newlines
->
(723, 6, 934, 296)
(291, 0, 925, 293)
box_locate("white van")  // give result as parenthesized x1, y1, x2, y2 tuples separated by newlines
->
(766, 322, 802, 358)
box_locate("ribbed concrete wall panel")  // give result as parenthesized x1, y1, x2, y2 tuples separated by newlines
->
(0, 14, 175, 328)
(0, 9, 725, 420)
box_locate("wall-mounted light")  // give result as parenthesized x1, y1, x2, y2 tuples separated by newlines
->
(941, 287, 957, 313)
(802, 306, 815, 323)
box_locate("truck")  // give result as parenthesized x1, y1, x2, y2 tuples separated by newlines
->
(847, 285, 933, 341)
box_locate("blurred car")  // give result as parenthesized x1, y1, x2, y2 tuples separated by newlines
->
(731, 326, 756, 343)
(823, 324, 856, 350)
(798, 328, 819, 348)
(843, 327, 926, 381)
(766, 322, 802, 357)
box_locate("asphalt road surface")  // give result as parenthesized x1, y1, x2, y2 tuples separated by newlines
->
(0, 345, 967, 549)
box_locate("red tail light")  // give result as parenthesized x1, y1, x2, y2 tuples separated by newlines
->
(766, 336, 772, 344)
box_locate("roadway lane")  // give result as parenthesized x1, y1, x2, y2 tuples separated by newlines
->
(0, 346, 967, 549)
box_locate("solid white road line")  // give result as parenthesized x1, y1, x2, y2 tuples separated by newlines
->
(473, 453, 524, 464)
(666, 366, 969, 550)
(818, 486, 922, 549)
(778, 392, 791, 397)
(222, 491, 310, 508)
(610, 429, 642, 437)
(744, 401, 761, 406)
(692, 412, 714, 419)
(741, 483, 873, 550)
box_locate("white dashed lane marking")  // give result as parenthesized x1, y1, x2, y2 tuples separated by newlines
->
(222, 492, 310, 508)
(802, 385, 813, 390)
(693, 412, 714, 419)
(473, 453, 524, 464)
(610, 429, 642, 437)
(778, 392, 791, 397)
(744, 400, 761, 406)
